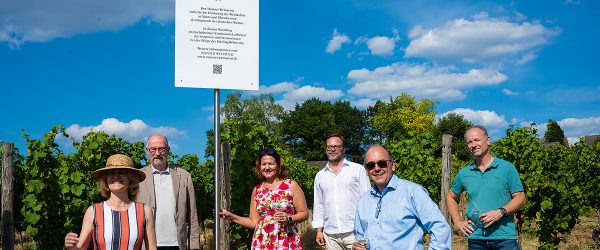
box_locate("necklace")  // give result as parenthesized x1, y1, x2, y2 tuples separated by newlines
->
(107, 199, 130, 207)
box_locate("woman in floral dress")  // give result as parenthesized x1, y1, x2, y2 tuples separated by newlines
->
(219, 149, 309, 249)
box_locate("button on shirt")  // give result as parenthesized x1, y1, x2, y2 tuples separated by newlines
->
(312, 159, 370, 234)
(354, 175, 451, 250)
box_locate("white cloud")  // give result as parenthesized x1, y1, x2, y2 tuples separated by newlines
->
(283, 85, 343, 102)
(258, 82, 299, 94)
(0, 0, 173, 46)
(405, 12, 559, 63)
(557, 117, 600, 139)
(502, 88, 519, 96)
(520, 117, 600, 145)
(65, 118, 185, 142)
(259, 83, 344, 110)
(325, 28, 351, 54)
(516, 52, 538, 64)
(347, 62, 507, 101)
(366, 36, 398, 57)
(441, 108, 510, 138)
(346, 98, 377, 109)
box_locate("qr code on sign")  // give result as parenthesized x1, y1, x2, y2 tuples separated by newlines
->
(213, 64, 222, 74)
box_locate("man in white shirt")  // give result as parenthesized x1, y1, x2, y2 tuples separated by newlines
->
(313, 134, 371, 250)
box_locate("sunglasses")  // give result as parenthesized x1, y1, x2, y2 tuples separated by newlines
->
(365, 159, 393, 170)
(259, 149, 278, 157)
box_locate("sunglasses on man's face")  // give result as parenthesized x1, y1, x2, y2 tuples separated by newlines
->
(365, 159, 393, 170)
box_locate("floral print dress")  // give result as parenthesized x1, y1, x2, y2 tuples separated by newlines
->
(252, 179, 302, 249)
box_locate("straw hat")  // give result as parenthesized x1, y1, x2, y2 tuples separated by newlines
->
(91, 154, 145, 182)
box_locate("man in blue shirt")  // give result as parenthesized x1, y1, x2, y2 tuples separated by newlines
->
(446, 125, 525, 250)
(353, 145, 451, 250)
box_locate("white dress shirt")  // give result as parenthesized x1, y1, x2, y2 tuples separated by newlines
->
(312, 159, 370, 234)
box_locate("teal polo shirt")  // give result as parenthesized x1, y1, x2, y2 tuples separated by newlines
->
(451, 156, 524, 240)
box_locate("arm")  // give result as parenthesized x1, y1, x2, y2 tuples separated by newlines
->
(219, 187, 260, 229)
(312, 174, 326, 246)
(481, 191, 526, 228)
(143, 204, 158, 250)
(186, 174, 201, 249)
(72, 206, 94, 250)
(352, 209, 366, 250)
(446, 190, 474, 236)
(288, 180, 309, 223)
(412, 187, 451, 250)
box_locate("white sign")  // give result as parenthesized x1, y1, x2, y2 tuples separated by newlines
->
(175, 0, 259, 90)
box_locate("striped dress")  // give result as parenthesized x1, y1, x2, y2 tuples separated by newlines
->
(92, 201, 146, 250)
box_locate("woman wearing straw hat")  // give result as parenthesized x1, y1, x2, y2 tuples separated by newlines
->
(67, 154, 157, 250)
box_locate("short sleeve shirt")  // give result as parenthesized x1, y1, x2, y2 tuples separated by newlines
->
(451, 156, 524, 240)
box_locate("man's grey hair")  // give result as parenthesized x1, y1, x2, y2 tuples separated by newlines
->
(464, 125, 489, 140)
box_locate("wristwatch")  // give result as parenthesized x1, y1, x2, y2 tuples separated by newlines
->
(287, 216, 293, 224)
(499, 207, 507, 216)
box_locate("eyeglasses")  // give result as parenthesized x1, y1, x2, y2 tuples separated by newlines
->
(147, 147, 168, 153)
(326, 145, 343, 151)
(365, 160, 393, 170)
(259, 149, 278, 156)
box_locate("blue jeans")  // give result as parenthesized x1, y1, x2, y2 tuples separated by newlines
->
(468, 239, 520, 250)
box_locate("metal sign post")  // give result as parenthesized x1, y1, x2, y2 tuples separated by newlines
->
(213, 89, 221, 249)
(175, 1, 258, 249)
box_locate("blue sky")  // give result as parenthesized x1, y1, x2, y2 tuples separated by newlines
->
(1, 0, 599, 158)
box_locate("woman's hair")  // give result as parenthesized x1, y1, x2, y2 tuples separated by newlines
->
(98, 170, 141, 200)
(253, 149, 290, 181)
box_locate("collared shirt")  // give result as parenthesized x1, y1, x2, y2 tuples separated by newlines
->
(354, 175, 451, 250)
(451, 156, 524, 240)
(152, 165, 179, 247)
(312, 159, 370, 234)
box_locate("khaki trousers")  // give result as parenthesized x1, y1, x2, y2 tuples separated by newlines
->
(323, 231, 355, 250)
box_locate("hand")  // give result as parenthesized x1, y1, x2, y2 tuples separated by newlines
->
(64, 232, 79, 249)
(454, 219, 475, 236)
(352, 241, 367, 250)
(273, 211, 287, 223)
(315, 230, 325, 246)
(480, 209, 503, 228)
(218, 209, 234, 221)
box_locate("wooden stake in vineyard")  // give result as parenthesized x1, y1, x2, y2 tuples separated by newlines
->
(440, 134, 452, 223)
(2, 143, 15, 250)
(218, 142, 231, 250)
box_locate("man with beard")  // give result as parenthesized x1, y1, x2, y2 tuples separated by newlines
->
(312, 134, 370, 250)
(446, 125, 525, 249)
(65, 134, 201, 250)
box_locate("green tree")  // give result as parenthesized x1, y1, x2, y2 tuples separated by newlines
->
(281, 98, 368, 161)
(205, 91, 286, 158)
(387, 132, 442, 201)
(222, 91, 285, 141)
(434, 113, 473, 161)
(544, 119, 566, 146)
(18, 128, 146, 249)
(368, 93, 436, 143)
(492, 126, 585, 249)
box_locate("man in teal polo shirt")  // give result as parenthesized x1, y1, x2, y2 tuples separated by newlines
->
(446, 125, 526, 250)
